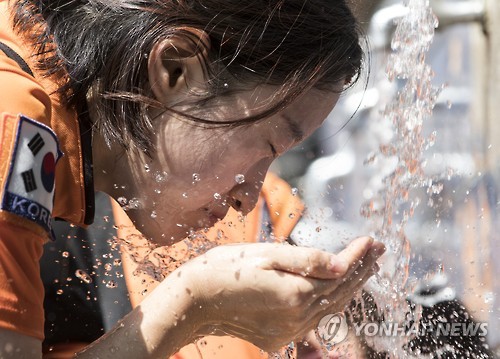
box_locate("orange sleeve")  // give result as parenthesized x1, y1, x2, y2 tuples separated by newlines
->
(0, 222, 45, 340)
(0, 48, 51, 123)
(0, 22, 54, 340)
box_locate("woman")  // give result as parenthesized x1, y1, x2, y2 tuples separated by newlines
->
(0, 0, 384, 357)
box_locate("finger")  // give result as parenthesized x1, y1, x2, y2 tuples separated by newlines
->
(334, 237, 379, 277)
(334, 262, 377, 301)
(315, 264, 377, 314)
(303, 268, 378, 338)
(272, 236, 377, 280)
(305, 237, 381, 294)
(261, 244, 350, 280)
(321, 244, 383, 301)
(302, 241, 385, 302)
(344, 242, 384, 279)
(296, 276, 376, 342)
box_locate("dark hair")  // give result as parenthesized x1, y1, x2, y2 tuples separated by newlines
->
(346, 291, 495, 359)
(13, 0, 363, 152)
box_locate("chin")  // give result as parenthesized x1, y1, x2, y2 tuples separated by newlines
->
(143, 224, 190, 246)
(138, 209, 225, 246)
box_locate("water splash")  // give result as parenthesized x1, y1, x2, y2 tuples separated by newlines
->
(75, 269, 93, 284)
(154, 170, 168, 183)
(361, 0, 440, 356)
(192, 173, 201, 182)
(116, 228, 227, 283)
(235, 174, 246, 184)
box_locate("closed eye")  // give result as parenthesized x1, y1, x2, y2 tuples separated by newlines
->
(268, 141, 278, 159)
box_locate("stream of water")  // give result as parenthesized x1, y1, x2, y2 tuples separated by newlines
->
(360, 0, 441, 357)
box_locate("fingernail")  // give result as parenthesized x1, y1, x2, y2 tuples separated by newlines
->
(376, 244, 387, 255)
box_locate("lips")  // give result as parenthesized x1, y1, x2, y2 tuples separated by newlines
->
(208, 206, 229, 222)
(199, 203, 230, 227)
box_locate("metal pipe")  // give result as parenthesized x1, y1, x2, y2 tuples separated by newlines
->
(369, 0, 486, 51)
(432, 0, 485, 28)
(369, 4, 409, 50)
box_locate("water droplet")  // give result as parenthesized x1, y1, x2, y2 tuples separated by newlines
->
(56, 289, 63, 295)
(192, 173, 201, 182)
(154, 171, 168, 183)
(61, 251, 70, 258)
(128, 198, 141, 209)
(103, 216, 110, 222)
(364, 152, 377, 165)
(291, 188, 299, 196)
(75, 269, 93, 284)
(113, 259, 122, 266)
(104, 263, 112, 271)
(154, 188, 161, 194)
(150, 210, 157, 219)
(106, 280, 117, 289)
(315, 226, 322, 232)
(144, 164, 150, 172)
(182, 192, 188, 199)
(320, 299, 330, 306)
(234, 174, 245, 184)
(214, 193, 222, 200)
(117, 197, 127, 206)
(288, 213, 295, 219)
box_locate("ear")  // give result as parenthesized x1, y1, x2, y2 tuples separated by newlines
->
(148, 29, 210, 106)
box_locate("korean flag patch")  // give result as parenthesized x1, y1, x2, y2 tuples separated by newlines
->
(0, 114, 62, 234)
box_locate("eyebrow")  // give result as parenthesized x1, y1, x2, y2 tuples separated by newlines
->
(283, 114, 305, 143)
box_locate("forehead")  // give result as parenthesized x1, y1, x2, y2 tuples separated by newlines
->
(242, 83, 342, 117)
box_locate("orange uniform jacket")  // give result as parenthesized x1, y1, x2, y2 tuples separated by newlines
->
(0, 0, 94, 340)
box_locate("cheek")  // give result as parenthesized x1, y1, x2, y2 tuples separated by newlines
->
(153, 124, 270, 203)
(190, 129, 268, 180)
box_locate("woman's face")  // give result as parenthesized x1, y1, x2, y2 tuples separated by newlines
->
(120, 85, 342, 243)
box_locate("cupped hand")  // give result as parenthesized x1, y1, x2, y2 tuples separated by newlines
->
(182, 236, 385, 352)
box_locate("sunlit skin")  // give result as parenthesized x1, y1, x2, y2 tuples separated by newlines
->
(94, 85, 342, 244)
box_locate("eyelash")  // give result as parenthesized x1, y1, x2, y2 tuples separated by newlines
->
(269, 142, 278, 159)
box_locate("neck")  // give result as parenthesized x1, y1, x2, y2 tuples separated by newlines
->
(92, 131, 136, 201)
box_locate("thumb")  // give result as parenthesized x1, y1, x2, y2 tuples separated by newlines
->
(265, 237, 374, 280)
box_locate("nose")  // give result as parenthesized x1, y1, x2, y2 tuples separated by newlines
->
(227, 159, 271, 215)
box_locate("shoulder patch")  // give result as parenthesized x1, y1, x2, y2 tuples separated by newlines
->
(0, 114, 62, 234)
